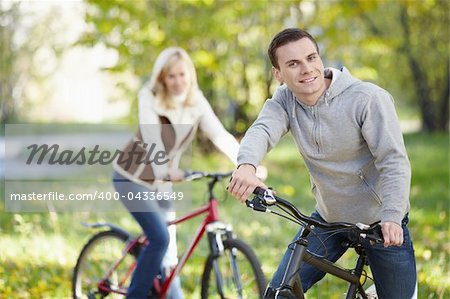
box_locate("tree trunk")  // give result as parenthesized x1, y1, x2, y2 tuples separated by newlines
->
(437, 67, 449, 131)
(400, 6, 437, 132)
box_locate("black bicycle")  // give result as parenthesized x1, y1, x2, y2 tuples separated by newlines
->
(246, 187, 384, 299)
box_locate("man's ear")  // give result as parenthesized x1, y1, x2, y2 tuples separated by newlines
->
(272, 66, 283, 83)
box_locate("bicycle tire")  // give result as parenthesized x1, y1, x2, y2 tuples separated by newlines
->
(72, 230, 138, 299)
(200, 238, 266, 299)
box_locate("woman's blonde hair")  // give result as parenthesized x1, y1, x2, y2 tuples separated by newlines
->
(147, 47, 199, 109)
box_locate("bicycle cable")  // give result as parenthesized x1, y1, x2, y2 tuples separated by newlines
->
(271, 202, 350, 260)
(273, 212, 307, 230)
(271, 205, 305, 226)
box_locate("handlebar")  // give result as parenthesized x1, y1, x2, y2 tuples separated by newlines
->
(184, 170, 233, 182)
(246, 187, 384, 244)
(183, 170, 233, 198)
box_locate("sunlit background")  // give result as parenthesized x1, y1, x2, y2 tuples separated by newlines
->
(3, 0, 131, 123)
(1, 1, 448, 298)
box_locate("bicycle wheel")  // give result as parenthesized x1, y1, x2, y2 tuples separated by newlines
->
(201, 238, 266, 299)
(72, 230, 138, 299)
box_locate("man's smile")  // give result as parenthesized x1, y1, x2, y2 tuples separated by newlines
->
(299, 76, 317, 83)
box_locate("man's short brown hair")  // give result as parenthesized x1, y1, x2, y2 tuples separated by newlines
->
(268, 28, 319, 69)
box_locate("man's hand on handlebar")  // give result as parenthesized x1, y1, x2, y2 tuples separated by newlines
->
(380, 221, 404, 247)
(227, 164, 268, 203)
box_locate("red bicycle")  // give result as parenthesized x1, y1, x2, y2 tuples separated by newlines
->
(72, 171, 266, 298)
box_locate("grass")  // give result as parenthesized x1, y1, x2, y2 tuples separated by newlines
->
(0, 132, 448, 298)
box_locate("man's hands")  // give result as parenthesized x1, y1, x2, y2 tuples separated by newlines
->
(381, 221, 404, 247)
(229, 165, 404, 249)
(227, 164, 268, 203)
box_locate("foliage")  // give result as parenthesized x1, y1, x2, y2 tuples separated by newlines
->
(0, 2, 19, 123)
(75, 0, 448, 133)
(314, 0, 449, 131)
(77, 0, 295, 135)
(0, 2, 67, 123)
(0, 132, 448, 298)
(1, 1, 447, 130)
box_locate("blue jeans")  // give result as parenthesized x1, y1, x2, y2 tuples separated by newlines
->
(269, 211, 417, 299)
(113, 171, 184, 299)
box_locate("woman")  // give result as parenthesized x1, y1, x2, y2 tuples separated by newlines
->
(112, 47, 239, 299)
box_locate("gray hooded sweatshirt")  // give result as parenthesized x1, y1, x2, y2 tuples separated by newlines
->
(238, 67, 411, 225)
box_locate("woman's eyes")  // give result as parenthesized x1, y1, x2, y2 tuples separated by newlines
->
(168, 73, 185, 79)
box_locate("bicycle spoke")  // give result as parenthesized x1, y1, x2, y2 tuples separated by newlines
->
(72, 230, 137, 299)
(201, 238, 266, 299)
(228, 247, 244, 297)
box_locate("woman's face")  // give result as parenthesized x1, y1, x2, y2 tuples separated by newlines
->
(163, 59, 190, 96)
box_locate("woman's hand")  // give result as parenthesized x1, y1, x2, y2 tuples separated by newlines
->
(167, 168, 186, 182)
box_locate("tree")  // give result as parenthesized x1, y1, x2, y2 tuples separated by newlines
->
(0, 2, 65, 124)
(397, 1, 449, 132)
(78, 0, 448, 133)
(312, 0, 448, 132)
(77, 0, 296, 134)
(1, 2, 21, 123)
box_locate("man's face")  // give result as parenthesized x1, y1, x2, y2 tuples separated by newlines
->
(272, 38, 326, 105)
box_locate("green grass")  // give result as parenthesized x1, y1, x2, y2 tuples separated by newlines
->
(0, 132, 448, 298)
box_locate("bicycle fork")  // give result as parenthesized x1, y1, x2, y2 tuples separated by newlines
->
(206, 221, 240, 299)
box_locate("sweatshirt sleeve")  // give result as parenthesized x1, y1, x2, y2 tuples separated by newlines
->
(138, 86, 169, 180)
(238, 90, 290, 167)
(198, 97, 239, 166)
(360, 86, 411, 224)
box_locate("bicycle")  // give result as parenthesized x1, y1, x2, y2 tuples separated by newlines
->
(72, 171, 266, 299)
(246, 187, 384, 299)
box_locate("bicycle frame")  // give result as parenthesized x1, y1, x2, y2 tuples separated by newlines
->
(161, 198, 224, 297)
(247, 187, 383, 299)
(278, 226, 371, 299)
(97, 189, 229, 298)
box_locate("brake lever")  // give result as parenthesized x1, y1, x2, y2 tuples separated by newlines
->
(263, 188, 277, 205)
(245, 197, 268, 212)
(367, 224, 384, 244)
(356, 222, 384, 244)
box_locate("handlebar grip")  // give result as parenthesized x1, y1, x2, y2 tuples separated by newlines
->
(367, 224, 384, 244)
(184, 170, 205, 181)
(253, 186, 265, 196)
(354, 223, 384, 244)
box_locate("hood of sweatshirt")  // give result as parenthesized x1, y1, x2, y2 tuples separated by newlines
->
(295, 67, 362, 108)
(238, 66, 411, 225)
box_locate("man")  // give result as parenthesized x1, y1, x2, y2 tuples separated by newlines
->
(227, 28, 417, 298)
